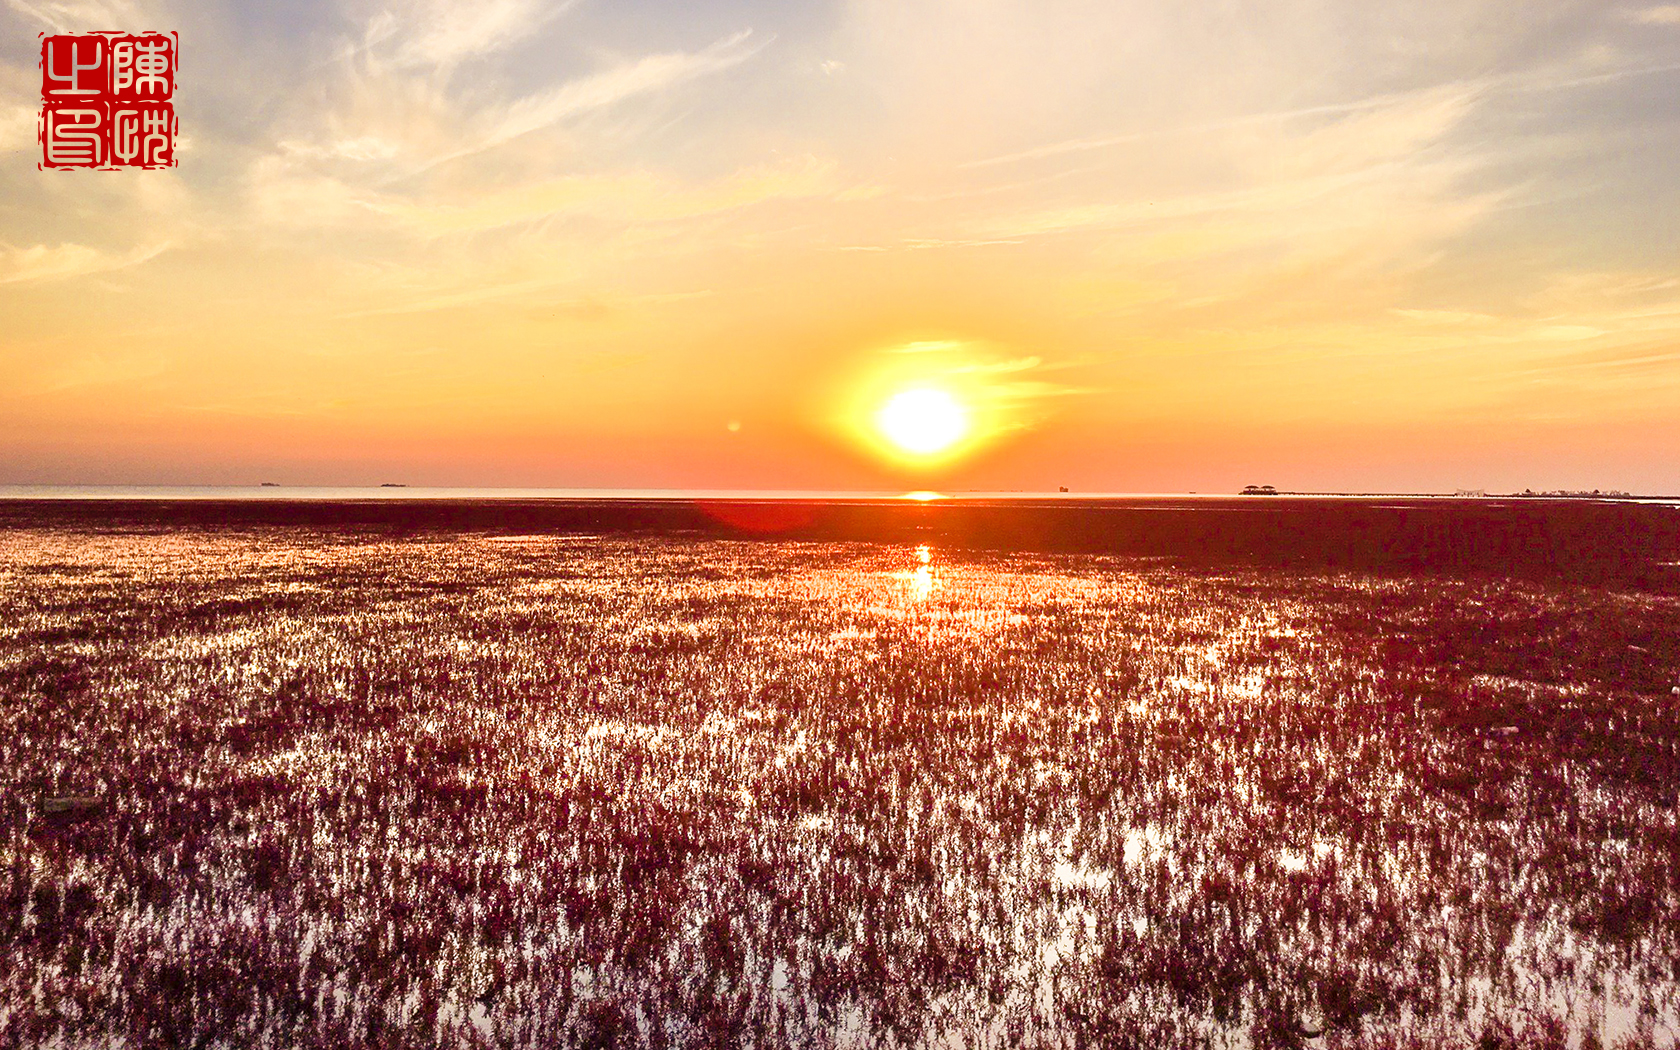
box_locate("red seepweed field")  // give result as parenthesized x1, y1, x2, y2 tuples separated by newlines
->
(3, 506, 1679, 1048)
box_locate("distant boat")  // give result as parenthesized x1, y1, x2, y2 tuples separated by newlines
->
(1240, 485, 1278, 496)
(1058, 486, 1069, 493)
(380, 483, 407, 488)
(259, 482, 279, 487)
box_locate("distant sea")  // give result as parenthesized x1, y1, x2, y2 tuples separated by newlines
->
(0, 485, 925, 501)
(2, 485, 1677, 505)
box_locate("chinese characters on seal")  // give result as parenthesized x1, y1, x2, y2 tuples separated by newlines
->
(40, 32, 178, 169)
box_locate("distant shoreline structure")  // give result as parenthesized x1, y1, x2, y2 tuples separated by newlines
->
(1241, 486, 1639, 499)
(1510, 488, 1633, 498)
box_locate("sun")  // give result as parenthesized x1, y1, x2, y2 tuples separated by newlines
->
(876, 388, 969, 456)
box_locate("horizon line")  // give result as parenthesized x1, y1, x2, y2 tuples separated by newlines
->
(0, 484, 1673, 503)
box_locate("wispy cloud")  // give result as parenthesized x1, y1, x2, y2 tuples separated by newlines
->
(3, 0, 136, 33)
(832, 237, 1026, 252)
(374, 154, 837, 236)
(889, 340, 965, 353)
(959, 86, 1474, 170)
(345, 283, 709, 318)
(0, 104, 36, 153)
(949, 356, 1045, 376)
(964, 55, 1680, 173)
(1627, 5, 1680, 25)
(0, 242, 168, 285)
(872, 341, 1097, 428)
(407, 29, 764, 174)
(960, 85, 1491, 278)
(387, 0, 575, 71)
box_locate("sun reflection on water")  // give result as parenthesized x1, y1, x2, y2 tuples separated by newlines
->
(910, 544, 936, 601)
(2, 529, 1677, 1049)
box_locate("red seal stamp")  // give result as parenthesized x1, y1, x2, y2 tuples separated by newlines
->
(39, 32, 178, 169)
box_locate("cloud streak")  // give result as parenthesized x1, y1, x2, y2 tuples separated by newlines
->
(0, 242, 169, 285)
(405, 29, 764, 175)
(374, 154, 840, 236)
(1628, 5, 1680, 25)
(959, 87, 1479, 170)
(3, 0, 136, 33)
(388, 0, 576, 71)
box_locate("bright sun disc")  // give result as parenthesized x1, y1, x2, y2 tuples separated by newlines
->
(876, 388, 968, 456)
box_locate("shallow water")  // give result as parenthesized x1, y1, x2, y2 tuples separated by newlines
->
(2, 528, 1677, 1048)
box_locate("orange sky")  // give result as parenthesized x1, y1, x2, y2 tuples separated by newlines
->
(3, 0, 1679, 492)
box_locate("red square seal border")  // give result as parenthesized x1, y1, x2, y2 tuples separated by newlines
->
(38, 31, 179, 170)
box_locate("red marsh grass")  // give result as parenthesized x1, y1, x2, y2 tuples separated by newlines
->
(1, 526, 1677, 1048)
